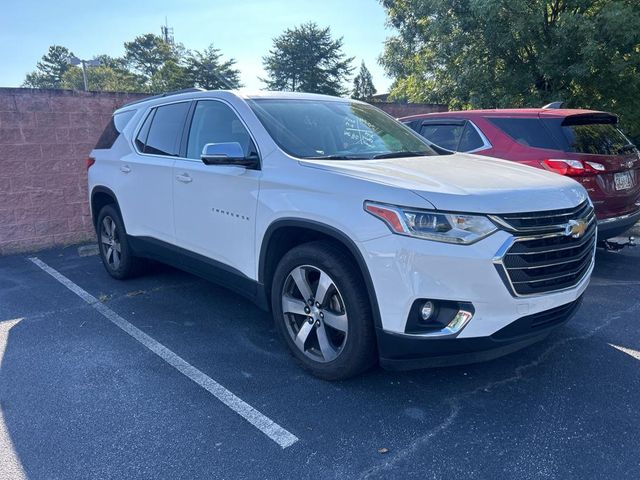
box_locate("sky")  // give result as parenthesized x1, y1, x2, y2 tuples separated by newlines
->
(0, 0, 395, 93)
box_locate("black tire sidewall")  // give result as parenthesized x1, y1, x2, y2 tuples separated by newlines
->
(271, 241, 377, 380)
(96, 205, 138, 279)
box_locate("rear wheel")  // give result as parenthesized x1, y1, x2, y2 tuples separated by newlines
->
(96, 205, 144, 279)
(271, 241, 377, 380)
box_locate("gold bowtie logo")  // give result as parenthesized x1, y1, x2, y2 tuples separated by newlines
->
(564, 219, 587, 238)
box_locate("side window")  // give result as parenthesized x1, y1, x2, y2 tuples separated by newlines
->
(141, 102, 190, 156)
(135, 109, 155, 152)
(186, 101, 256, 159)
(95, 110, 136, 150)
(488, 117, 559, 150)
(458, 123, 485, 152)
(420, 124, 464, 150)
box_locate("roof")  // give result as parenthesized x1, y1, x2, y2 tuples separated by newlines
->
(116, 89, 356, 113)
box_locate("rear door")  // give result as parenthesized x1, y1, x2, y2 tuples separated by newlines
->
(117, 101, 191, 243)
(172, 99, 261, 278)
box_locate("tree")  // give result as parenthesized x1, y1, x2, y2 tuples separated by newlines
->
(124, 34, 179, 80)
(351, 61, 377, 100)
(380, 0, 640, 141)
(186, 44, 242, 89)
(150, 60, 192, 92)
(23, 45, 75, 88)
(262, 22, 354, 96)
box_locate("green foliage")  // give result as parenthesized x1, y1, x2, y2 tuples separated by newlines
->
(262, 22, 354, 96)
(124, 33, 178, 80)
(185, 44, 242, 90)
(23, 36, 242, 95)
(380, 0, 640, 141)
(352, 61, 377, 100)
(23, 45, 75, 88)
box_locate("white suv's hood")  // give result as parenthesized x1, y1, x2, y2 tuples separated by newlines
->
(303, 153, 588, 213)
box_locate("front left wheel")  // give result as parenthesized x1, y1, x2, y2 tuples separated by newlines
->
(271, 241, 377, 380)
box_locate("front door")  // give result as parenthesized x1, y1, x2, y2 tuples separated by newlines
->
(172, 99, 261, 278)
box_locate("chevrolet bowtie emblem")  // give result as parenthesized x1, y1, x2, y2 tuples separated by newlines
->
(564, 219, 588, 238)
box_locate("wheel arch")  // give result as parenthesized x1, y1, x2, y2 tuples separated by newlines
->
(258, 218, 382, 329)
(90, 186, 121, 229)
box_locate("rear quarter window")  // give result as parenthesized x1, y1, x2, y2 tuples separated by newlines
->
(488, 117, 559, 150)
(94, 110, 136, 150)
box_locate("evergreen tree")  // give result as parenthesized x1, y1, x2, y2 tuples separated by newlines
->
(351, 61, 377, 100)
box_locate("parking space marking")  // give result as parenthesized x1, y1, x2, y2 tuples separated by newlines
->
(28, 257, 299, 449)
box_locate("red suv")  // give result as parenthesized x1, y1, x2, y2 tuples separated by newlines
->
(401, 108, 640, 239)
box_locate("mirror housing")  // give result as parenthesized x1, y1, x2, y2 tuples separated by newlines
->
(201, 142, 259, 168)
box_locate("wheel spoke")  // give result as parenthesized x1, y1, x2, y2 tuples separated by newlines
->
(294, 321, 314, 351)
(290, 267, 313, 301)
(314, 271, 333, 306)
(113, 241, 121, 253)
(110, 219, 117, 237)
(106, 246, 113, 263)
(322, 311, 348, 333)
(100, 234, 110, 246)
(112, 249, 121, 269)
(102, 218, 111, 237)
(282, 295, 308, 316)
(316, 324, 338, 361)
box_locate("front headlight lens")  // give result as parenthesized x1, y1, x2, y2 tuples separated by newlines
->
(365, 201, 497, 244)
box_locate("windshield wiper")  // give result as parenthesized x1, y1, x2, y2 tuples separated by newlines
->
(304, 154, 370, 160)
(619, 144, 637, 154)
(372, 151, 429, 159)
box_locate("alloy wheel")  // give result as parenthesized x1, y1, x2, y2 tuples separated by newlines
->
(281, 265, 349, 363)
(100, 216, 122, 270)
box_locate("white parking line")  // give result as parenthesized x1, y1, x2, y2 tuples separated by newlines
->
(28, 257, 299, 449)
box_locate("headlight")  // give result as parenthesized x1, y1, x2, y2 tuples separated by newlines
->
(364, 201, 498, 244)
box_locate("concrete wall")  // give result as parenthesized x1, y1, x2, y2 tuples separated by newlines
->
(0, 88, 445, 255)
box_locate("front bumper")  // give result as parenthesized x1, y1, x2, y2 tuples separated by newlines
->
(597, 207, 640, 239)
(378, 296, 583, 370)
(359, 228, 593, 369)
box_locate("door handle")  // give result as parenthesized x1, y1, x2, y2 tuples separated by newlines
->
(176, 173, 192, 183)
(120, 165, 131, 174)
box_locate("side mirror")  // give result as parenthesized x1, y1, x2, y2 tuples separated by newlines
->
(201, 142, 259, 168)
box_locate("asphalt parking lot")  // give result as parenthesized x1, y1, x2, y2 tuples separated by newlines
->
(1, 230, 639, 480)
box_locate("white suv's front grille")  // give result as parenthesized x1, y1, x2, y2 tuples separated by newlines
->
(492, 203, 596, 296)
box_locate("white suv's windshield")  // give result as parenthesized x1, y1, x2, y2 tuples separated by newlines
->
(248, 99, 437, 160)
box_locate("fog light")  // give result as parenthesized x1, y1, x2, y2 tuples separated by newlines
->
(420, 301, 435, 321)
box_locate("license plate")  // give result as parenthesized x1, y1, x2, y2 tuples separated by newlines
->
(614, 171, 633, 190)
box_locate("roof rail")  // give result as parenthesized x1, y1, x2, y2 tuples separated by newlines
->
(120, 87, 207, 109)
(542, 101, 564, 109)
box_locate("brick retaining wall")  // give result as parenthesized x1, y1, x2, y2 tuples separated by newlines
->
(0, 88, 146, 255)
(0, 88, 445, 255)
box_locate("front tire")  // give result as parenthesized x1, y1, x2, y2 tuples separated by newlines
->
(271, 241, 377, 380)
(96, 204, 143, 280)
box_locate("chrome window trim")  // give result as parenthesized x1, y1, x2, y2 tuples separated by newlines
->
(130, 97, 262, 166)
(464, 120, 493, 153)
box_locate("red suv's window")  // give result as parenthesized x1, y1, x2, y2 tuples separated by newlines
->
(558, 122, 633, 156)
(488, 117, 559, 150)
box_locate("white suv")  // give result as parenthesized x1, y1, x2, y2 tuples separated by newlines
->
(88, 89, 596, 380)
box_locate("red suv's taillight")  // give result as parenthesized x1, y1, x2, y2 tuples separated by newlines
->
(86, 156, 96, 169)
(541, 159, 605, 176)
